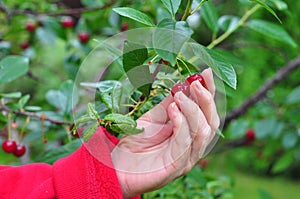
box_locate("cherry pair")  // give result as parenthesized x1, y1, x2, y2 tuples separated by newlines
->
(2, 140, 26, 157)
(171, 73, 207, 96)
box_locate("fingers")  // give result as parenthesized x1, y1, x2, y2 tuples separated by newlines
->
(167, 101, 192, 161)
(201, 68, 216, 97)
(190, 80, 220, 133)
(173, 92, 207, 135)
(173, 92, 212, 164)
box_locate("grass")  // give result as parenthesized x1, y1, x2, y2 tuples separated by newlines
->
(232, 170, 300, 199)
(206, 153, 300, 199)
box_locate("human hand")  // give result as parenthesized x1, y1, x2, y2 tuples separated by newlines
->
(111, 68, 220, 198)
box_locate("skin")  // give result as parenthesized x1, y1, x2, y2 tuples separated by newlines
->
(111, 68, 220, 198)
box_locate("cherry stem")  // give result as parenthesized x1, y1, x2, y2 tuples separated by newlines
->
(181, 0, 193, 21)
(190, 0, 208, 16)
(126, 98, 147, 117)
(177, 57, 192, 75)
(19, 116, 30, 141)
(149, 55, 159, 64)
(7, 112, 12, 140)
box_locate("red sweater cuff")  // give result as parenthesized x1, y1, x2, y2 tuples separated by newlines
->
(53, 127, 140, 199)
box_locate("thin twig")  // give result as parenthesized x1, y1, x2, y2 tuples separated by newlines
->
(207, 4, 261, 49)
(0, 0, 12, 20)
(0, 0, 116, 17)
(223, 55, 300, 129)
(181, 0, 193, 21)
(0, 105, 72, 125)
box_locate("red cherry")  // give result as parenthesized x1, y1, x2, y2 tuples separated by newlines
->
(13, 144, 26, 157)
(171, 82, 189, 96)
(78, 32, 90, 43)
(2, 140, 17, 153)
(199, 159, 209, 168)
(245, 129, 255, 144)
(25, 21, 36, 32)
(185, 74, 208, 89)
(121, 22, 128, 32)
(20, 42, 30, 50)
(61, 16, 74, 28)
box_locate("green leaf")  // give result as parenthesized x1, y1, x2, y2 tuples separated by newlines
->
(40, 16, 66, 40)
(125, 65, 153, 97)
(24, 106, 41, 111)
(254, 118, 283, 139)
(81, 80, 123, 113)
(98, 90, 120, 113)
(60, 80, 78, 113)
(188, 43, 237, 89)
(35, 139, 81, 164)
(156, 7, 173, 23)
(36, 27, 57, 45)
(282, 131, 298, 149)
(246, 19, 297, 48)
(87, 103, 100, 120)
(269, 0, 288, 11)
(103, 113, 144, 135)
(202, 1, 219, 34)
(0, 112, 7, 122)
(272, 152, 294, 174)
(123, 41, 152, 97)
(0, 92, 22, 98)
(110, 123, 144, 135)
(0, 41, 11, 57)
(75, 114, 91, 124)
(103, 113, 137, 126)
(83, 122, 99, 142)
(161, 0, 182, 18)
(45, 80, 76, 114)
(112, 7, 155, 26)
(228, 119, 249, 139)
(97, 81, 122, 113)
(17, 94, 30, 109)
(0, 56, 29, 84)
(286, 86, 300, 104)
(153, 19, 193, 65)
(45, 90, 67, 113)
(250, 0, 281, 23)
(218, 15, 240, 32)
(123, 41, 148, 70)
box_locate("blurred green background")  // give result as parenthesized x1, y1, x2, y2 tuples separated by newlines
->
(0, 0, 299, 198)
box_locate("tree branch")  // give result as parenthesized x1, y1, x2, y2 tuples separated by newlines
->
(0, 0, 116, 17)
(0, 105, 72, 125)
(223, 55, 300, 129)
(0, 0, 12, 20)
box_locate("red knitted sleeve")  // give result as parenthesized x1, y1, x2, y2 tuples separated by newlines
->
(0, 127, 140, 199)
